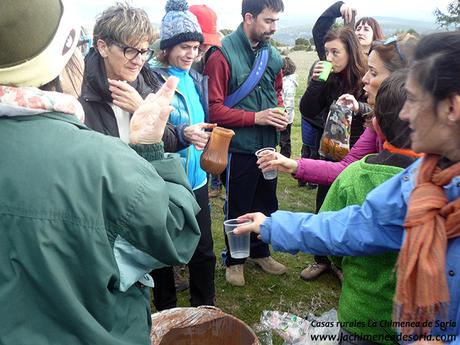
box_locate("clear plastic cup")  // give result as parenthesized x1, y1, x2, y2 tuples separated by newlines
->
(224, 219, 252, 259)
(255, 147, 277, 180)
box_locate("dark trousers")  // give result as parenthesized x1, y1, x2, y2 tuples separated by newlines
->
(314, 181, 332, 265)
(221, 153, 277, 266)
(279, 123, 292, 158)
(151, 183, 216, 311)
(301, 143, 320, 160)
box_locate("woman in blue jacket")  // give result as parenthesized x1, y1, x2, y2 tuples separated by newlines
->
(149, 0, 216, 310)
(235, 31, 460, 344)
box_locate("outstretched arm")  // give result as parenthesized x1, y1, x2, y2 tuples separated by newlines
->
(235, 169, 409, 257)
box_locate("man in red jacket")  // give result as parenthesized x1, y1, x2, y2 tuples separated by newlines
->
(204, 0, 288, 287)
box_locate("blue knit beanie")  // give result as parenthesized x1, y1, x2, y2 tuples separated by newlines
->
(160, 0, 204, 50)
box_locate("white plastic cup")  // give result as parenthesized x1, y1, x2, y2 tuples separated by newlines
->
(224, 219, 252, 259)
(255, 147, 277, 180)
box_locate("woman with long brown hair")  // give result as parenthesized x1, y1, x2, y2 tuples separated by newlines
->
(300, 27, 369, 161)
(283, 34, 417, 281)
(298, 27, 369, 281)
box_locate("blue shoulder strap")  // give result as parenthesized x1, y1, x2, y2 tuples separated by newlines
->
(224, 48, 270, 108)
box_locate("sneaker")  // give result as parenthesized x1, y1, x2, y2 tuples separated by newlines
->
(305, 183, 318, 190)
(173, 265, 189, 292)
(225, 265, 245, 286)
(300, 263, 331, 281)
(247, 256, 287, 275)
(209, 187, 222, 198)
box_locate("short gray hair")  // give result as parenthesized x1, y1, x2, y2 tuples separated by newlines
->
(93, 2, 155, 47)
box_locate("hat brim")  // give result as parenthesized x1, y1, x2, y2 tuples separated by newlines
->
(202, 32, 222, 47)
(0, 0, 80, 87)
(160, 32, 204, 50)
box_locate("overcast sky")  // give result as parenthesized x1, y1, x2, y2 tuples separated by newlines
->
(77, 0, 452, 29)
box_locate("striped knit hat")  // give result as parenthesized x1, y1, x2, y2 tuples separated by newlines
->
(160, 0, 204, 50)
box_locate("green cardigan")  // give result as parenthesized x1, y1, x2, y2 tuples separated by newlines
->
(320, 155, 403, 345)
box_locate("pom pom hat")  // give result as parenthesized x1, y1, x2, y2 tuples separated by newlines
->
(160, 0, 204, 50)
(0, 0, 80, 87)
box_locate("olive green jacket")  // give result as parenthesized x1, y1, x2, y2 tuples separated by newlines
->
(0, 112, 200, 345)
(220, 23, 283, 154)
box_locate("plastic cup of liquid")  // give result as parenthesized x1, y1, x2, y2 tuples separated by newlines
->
(318, 61, 333, 81)
(224, 219, 252, 259)
(273, 106, 287, 132)
(255, 147, 277, 180)
(274, 106, 286, 115)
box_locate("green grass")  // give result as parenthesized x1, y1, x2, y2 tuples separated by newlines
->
(170, 51, 341, 342)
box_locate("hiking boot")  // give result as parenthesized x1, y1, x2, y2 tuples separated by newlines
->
(247, 256, 287, 275)
(173, 265, 189, 292)
(300, 263, 331, 281)
(225, 265, 245, 286)
(209, 187, 222, 198)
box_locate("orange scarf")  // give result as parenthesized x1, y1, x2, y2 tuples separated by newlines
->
(394, 154, 460, 335)
(383, 141, 424, 159)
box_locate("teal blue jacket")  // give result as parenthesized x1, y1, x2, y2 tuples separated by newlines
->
(153, 67, 209, 190)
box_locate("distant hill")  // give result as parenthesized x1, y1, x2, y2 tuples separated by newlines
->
(273, 16, 439, 45)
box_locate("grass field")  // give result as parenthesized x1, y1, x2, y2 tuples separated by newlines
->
(172, 50, 341, 342)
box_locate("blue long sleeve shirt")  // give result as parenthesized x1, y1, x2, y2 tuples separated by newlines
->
(261, 159, 460, 344)
(167, 67, 207, 190)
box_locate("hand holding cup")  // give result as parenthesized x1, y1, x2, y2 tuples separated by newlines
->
(312, 61, 333, 82)
(224, 219, 253, 258)
(232, 212, 267, 237)
(257, 151, 299, 175)
(255, 108, 288, 130)
(255, 147, 278, 180)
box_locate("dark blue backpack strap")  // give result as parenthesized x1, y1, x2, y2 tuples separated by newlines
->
(224, 48, 270, 108)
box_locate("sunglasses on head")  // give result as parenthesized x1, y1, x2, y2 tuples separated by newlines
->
(371, 36, 406, 64)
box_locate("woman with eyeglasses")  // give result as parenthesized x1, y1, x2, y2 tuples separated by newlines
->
(148, 0, 216, 311)
(236, 30, 460, 345)
(273, 69, 418, 345)
(81, 3, 199, 153)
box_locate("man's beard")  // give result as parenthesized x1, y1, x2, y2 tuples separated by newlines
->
(250, 29, 275, 43)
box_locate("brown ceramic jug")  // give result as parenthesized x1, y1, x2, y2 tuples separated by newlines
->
(200, 127, 235, 175)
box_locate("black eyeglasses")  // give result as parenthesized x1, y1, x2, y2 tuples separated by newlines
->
(112, 42, 154, 62)
(371, 36, 406, 64)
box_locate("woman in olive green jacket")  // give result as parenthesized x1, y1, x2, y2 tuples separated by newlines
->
(0, 1, 200, 344)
